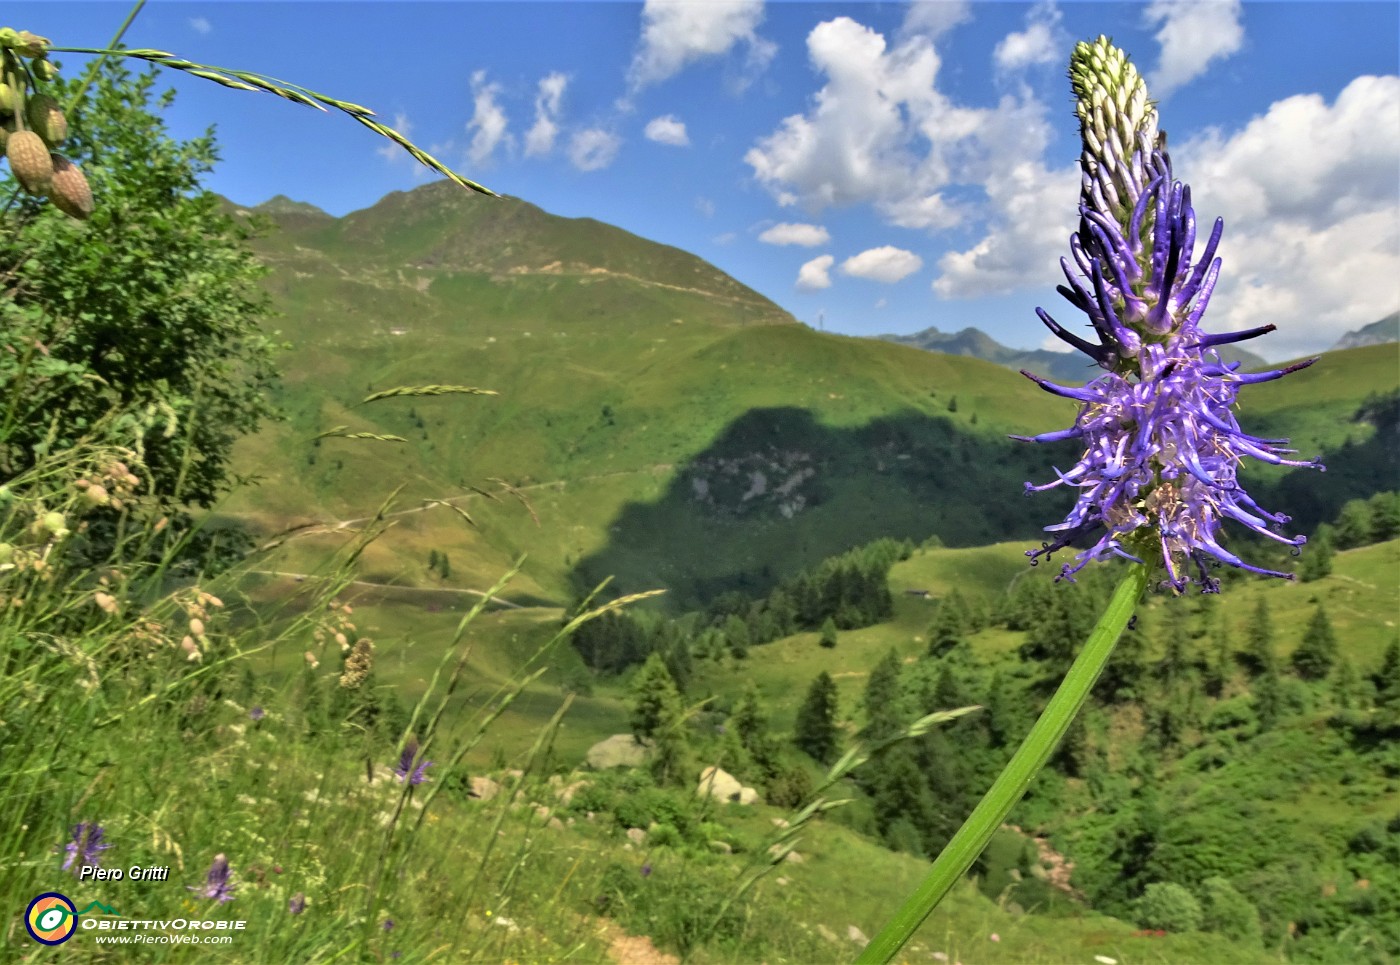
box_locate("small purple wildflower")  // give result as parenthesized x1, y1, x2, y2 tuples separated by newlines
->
(382, 918, 395, 932)
(640, 862, 653, 878)
(249, 706, 265, 722)
(288, 892, 306, 915)
(188, 853, 236, 902)
(60, 822, 112, 876)
(1018, 37, 1322, 593)
(393, 740, 433, 786)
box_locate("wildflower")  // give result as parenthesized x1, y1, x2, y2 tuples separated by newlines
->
(640, 863, 652, 878)
(60, 822, 112, 875)
(393, 740, 434, 785)
(249, 706, 265, 722)
(188, 853, 235, 902)
(1018, 37, 1321, 593)
(288, 892, 306, 915)
(382, 918, 395, 932)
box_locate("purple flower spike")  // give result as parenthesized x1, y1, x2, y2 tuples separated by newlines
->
(289, 892, 306, 915)
(60, 822, 112, 875)
(249, 706, 265, 722)
(1020, 38, 1322, 593)
(188, 853, 236, 902)
(393, 740, 434, 786)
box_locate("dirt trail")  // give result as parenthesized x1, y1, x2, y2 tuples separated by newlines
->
(598, 921, 679, 965)
(246, 569, 526, 609)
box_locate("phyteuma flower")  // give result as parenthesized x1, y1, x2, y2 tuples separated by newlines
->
(60, 822, 112, 875)
(1017, 36, 1322, 594)
(393, 739, 433, 785)
(188, 853, 236, 902)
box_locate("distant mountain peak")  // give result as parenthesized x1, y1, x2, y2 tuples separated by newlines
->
(879, 324, 1266, 384)
(1330, 312, 1399, 352)
(252, 195, 330, 218)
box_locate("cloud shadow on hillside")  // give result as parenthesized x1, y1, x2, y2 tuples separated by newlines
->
(571, 406, 1080, 611)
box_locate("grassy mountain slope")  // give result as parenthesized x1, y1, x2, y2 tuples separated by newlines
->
(221, 181, 1395, 619)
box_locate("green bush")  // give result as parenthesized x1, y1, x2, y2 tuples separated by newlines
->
(1197, 876, 1262, 946)
(1136, 881, 1204, 932)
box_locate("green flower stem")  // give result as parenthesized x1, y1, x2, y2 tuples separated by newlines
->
(857, 563, 1149, 964)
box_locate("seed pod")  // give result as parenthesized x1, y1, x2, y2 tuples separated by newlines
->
(48, 154, 93, 219)
(0, 82, 16, 114)
(33, 59, 57, 82)
(5, 129, 52, 195)
(25, 93, 66, 145)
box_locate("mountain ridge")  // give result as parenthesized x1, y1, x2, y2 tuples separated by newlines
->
(878, 323, 1270, 384)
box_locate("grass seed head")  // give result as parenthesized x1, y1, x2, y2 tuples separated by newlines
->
(26, 92, 66, 145)
(6, 129, 53, 195)
(48, 154, 93, 219)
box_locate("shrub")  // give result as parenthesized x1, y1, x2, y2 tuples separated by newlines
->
(1135, 881, 1203, 932)
(1197, 876, 1262, 946)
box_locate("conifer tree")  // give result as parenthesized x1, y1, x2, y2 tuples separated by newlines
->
(926, 597, 966, 656)
(1375, 637, 1400, 712)
(723, 613, 750, 659)
(863, 649, 904, 741)
(1253, 661, 1284, 732)
(1332, 657, 1361, 711)
(1203, 624, 1232, 698)
(1291, 605, 1339, 680)
(794, 671, 840, 764)
(1243, 598, 1275, 678)
(1156, 603, 1192, 688)
(1299, 524, 1334, 581)
(1099, 609, 1148, 702)
(818, 616, 838, 649)
(629, 654, 682, 741)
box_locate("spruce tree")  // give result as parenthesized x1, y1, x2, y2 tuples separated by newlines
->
(1332, 657, 1361, 711)
(926, 597, 966, 656)
(794, 672, 840, 764)
(1243, 598, 1275, 678)
(1291, 605, 1338, 680)
(629, 654, 682, 741)
(723, 614, 750, 659)
(1299, 524, 1334, 581)
(818, 616, 838, 649)
(863, 649, 904, 741)
(1375, 637, 1400, 711)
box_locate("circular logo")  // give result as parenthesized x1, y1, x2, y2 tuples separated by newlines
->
(25, 892, 78, 945)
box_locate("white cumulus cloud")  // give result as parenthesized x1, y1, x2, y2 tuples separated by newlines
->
(758, 223, 831, 247)
(644, 114, 690, 146)
(628, 0, 774, 91)
(745, 16, 1053, 235)
(1176, 74, 1400, 358)
(933, 158, 1079, 298)
(189, 16, 212, 35)
(899, 1, 970, 41)
(377, 112, 414, 163)
(525, 72, 568, 157)
(466, 70, 511, 165)
(841, 246, 923, 283)
(796, 254, 835, 290)
(568, 128, 621, 172)
(993, 1, 1064, 73)
(1146, 0, 1244, 97)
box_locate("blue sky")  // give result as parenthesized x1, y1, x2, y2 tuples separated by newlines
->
(17, 1, 1400, 360)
